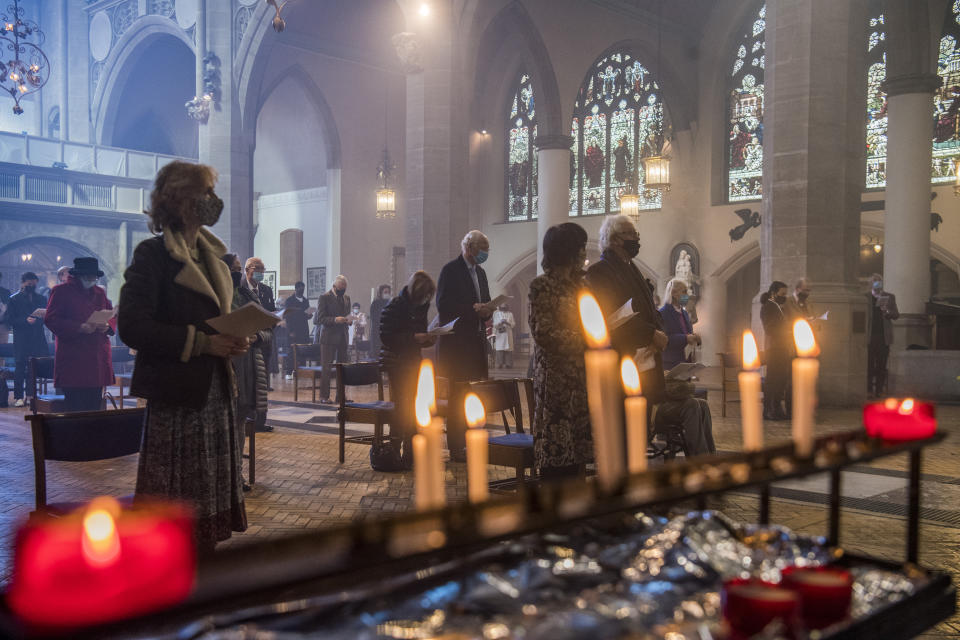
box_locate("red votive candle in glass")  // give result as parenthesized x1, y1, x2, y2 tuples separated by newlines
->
(7, 497, 196, 630)
(781, 566, 853, 629)
(723, 578, 800, 639)
(863, 398, 936, 441)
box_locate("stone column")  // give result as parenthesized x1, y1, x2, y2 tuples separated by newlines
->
(534, 134, 572, 275)
(761, 0, 869, 405)
(699, 275, 727, 366)
(59, 0, 69, 140)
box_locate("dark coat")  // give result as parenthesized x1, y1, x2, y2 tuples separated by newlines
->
(659, 303, 693, 372)
(584, 252, 665, 403)
(283, 294, 311, 342)
(379, 287, 429, 371)
(3, 288, 48, 359)
(316, 289, 351, 345)
(760, 298, 792, 356)
(233, 284, 268, 421)
(118, 230, 236, 411)
(44, 277, 114, 388)
(245, 278, 275, 312)
(436, 255, 490, 382)
(866, 291, 899, 346)
(369, 297, 389, 355)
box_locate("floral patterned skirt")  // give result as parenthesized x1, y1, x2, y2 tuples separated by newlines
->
(136, 364, 247, 547)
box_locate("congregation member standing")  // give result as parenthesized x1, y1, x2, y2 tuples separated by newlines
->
(119, 160, 249, 552)
(316, 275, 351, 404)
(492, 303, 515, 369)
(379, 271, 436, 470)
(3, 272, 47, 407)
(787, 278, 815, 322)
(659, 278, 700, 372)
(242, 258, 277, 387)
(348, 301, 368, 362)
(0, 272, 11, 345)
(437, 230, 492, 462)
(866, 273, 899, 397)
(760, 280, 791, 420)
(529, 223, 592, 479)
(369, 284, 391, 358)
(44, 258, 114, 412)
(585, 215, 667, 405)
(282, 281, 311, 379)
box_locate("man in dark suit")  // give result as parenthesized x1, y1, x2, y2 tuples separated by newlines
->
(316, 274, 352, 404)
(4, 272, 48, 407)
(585, 215, 668, 405)
(866, 273, 899, 397)
(436, 230, 492, 461)
(242, 256, 277, 398)
(282, 281, 311, 378)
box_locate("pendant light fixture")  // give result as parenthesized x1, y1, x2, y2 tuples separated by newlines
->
(376, 84, 397, 219)
(641, 0, 671, 193)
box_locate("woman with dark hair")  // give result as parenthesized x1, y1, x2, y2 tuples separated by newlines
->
(760, 280, 790, 420)
(529, 222, 593, 478)
(119, 160, 250, 551)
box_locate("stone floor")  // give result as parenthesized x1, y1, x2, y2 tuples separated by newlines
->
(0, 373, 957, 637)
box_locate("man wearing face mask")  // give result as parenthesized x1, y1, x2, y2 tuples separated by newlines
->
(369, 284, 391, 359)
(282, 281, 311, 379)
(787, 278, 816, 323)
(585, 215, 668, 405)
(44, 258, 115, 411)
(317, 275, 352, 404)
(3, 272, 48, 407)
(437, 230, 493, 462)
(242, 257, 277, 391)
(866, 273, 899, 397)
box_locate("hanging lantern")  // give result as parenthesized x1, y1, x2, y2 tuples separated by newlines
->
(642, 154, 671, 192)
(375, 147, 397, 219)
(954, 159, 960, 197)
(620, 191, 640, 220)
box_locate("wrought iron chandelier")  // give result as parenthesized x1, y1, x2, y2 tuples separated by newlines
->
(0, 0, 50, 115)
(376, 86, 397, 219)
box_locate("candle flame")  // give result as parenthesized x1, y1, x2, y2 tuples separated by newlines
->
(884, 397, 898, 410)
(793, 319, 818, 357)
(742, 331, 759, 369)
(578, 292, 609, 349)
(81, 498, 121, 568)
(464, 392, 486, 428)
(899, 398, 915, 415)
(620, 356, 641, 395)
(415, 359, 436, 428)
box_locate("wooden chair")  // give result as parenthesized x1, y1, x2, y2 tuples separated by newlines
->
(27, 356, 65, 414)
(465, 377, 535, 491)
(717, 352, 743, 418)
(335, 362, 394, 463)
(26, 407, 145, 515)
(292, 343, 324, 402)
(244, 418, 257, 484)
(112, 345, 137, 407)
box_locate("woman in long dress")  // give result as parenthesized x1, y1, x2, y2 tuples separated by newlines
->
(119, 161, 250, 551)
(529, 222, 593, 479)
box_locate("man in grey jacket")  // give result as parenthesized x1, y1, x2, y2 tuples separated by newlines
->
(316, 275, 352, 404)
(866, 273, 899, 397)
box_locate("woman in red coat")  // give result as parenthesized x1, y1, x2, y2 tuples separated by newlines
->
(44, 257, 115, 411)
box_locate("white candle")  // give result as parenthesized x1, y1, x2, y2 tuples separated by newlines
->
(579, 293, 625, 490)
(425, 417, 445, 508)
(412, 434, 431, 511)
(415, 359, 446, 509)
(791, 320, 819, 457)
(464, 393, 489, 503)
(621, 356, 647, 473)
(739, 331, 763, 451)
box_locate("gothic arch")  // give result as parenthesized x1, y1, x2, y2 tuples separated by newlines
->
(0, 236, 115, 281)
(710, 240, 761, 282)
(91, 16, 196, 146)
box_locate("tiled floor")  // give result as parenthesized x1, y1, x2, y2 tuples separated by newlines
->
(1, 374, 958, 637)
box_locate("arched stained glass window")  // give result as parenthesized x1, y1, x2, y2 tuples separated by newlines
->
(569, 50, 665, 216)
(865, 3, 887, 189)
(506, 72, 537, 221)
(932, 1, 960, 183)
(726, 3, 765, 202)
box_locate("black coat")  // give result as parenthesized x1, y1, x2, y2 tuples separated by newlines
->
(436, 255, 490, 381)
(316, 290, 351, 345)
(283, 294, 311, 341)
(369, 297, 389, 354)
(760, 298, 792, 355)
(379, 288, 429, 371)
(4, 288, 48, 359)
(118, 231, 235, 411)
(584, 252, 665, 403)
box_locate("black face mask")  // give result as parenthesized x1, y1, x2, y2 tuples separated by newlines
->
(797, 292, 809, 302)
(775, 295, 787, 305)
(230, 271, 242, 288)
(335, 288, 345, 297)
(197, 193, 224, 226)
(622, 238, 641, 258)
(23, 285, 35, 294)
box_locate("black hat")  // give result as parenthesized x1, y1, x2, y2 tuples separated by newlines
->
(69, 257, 104, 278)
(21, 271, 38, 282)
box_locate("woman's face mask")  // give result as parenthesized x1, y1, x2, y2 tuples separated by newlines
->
(196, 193, 224, 227)
(231, 271, 242, 288)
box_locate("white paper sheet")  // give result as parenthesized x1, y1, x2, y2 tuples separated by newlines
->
(85, 308, 116, 325)
(608, 298, 638, 331)
(428, 318, 459, 336)
(206, 302, 280, 338)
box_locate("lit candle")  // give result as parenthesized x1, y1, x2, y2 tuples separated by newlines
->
(8, 497, 195, 629)
(415, 359, 445, 510)
(722, 578, 800, 638)
(464, 393, 489, 504)
(739, 330, 763, 451)
(791, 319, 819, 457)
(621, 356, 647, 473)
(863, 397, 936, 441)
(578, 292, 624, 490)
(781, 566, 853, 629)
(412, 433, 431, 511)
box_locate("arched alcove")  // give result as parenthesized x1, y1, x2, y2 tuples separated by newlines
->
(0, 237, 110, 294)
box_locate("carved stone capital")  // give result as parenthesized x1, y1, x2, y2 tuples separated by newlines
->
(392, 32, 423, 74)
(881, 73, 940, 97)
(533, 134, 573, 150)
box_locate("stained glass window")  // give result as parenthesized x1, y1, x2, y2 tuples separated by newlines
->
(506, 73, 537, 221)
(865, 3, 887, 189)
(726, 3, 765, 202)
(569, 50, 665, 215)
(932, 0, 960, 183)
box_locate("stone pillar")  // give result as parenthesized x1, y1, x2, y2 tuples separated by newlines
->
(534, 134, 572, 275)
(761, 0, 869, 405)
(59, 0, 69, 140)
(699, 275, 727, 366)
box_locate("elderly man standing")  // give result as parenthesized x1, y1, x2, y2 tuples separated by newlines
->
(585, 215, 668, 404)
(317, 275, 352, 404)
(242, 257, 276, 424)
(3, 272, 48, 407)
(437, 230, 492, 461)
(867, 273, 899, 397)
